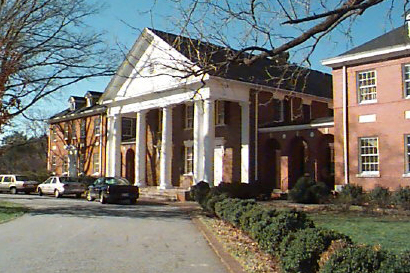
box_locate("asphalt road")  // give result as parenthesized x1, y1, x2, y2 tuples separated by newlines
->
(0, 194, 229, 273)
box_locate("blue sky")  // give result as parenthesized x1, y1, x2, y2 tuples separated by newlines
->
(8, 0, 405, 136)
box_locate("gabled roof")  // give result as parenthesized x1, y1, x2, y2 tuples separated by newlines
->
(150, 28, 332, 99)
(322, 24, 410, 67)
(49, 92, 105, 123)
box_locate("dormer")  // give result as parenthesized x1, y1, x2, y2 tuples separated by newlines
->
(68, 96, 86, 111)
(85, 91, 103, 107)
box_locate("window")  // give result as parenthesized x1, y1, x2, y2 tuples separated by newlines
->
(51, 125, 57, 142)
(358, 70, 377, 103)
(404, 65, 410, 98)
(79, 153, 85, 173)
(80, 120, 86, 138)
(122, 118, 133, 138)
(92, 153, 100, 174)
(94, 118, 101, 136)
(185, 104, 194, 129)
(359, 137, 379, 174)
(71, 121, 77, 139)
(405, 135, 410, 174)
(272, 99, 284, 122)
(63, 155, 69, 174)
(51, 156, 56, 171)
(215, 100, 225, 126)
(184, 146, 194, 174)
(64, 123, 69, 140)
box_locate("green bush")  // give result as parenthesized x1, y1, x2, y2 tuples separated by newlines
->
(368, 186, 391, 208)
(393, 187, 410, 210)
(288, 177, 330, 204)
(241, 207, 278, 239)
(337, 184, 366, 206)
(319, 246, 387, 273)
(279, 228, 351, 273)
(204, 191, 229, 215)
(257, 210, 314, 255)
(377, 251, 410, 273)
(189, 181, 210, 208)
(214, 198, 257, 227)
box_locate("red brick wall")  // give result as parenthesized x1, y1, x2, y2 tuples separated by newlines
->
(332, 56, 410, 190)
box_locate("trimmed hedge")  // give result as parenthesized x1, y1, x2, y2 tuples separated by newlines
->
(288, 177, 330, 204)
(279, 228, 351, 273)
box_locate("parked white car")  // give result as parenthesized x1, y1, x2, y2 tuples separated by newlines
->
(37, 176, 86, 198)
(0, 174, 39, 194)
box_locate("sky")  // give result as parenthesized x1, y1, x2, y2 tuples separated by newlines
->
(4, 0, 405, 138)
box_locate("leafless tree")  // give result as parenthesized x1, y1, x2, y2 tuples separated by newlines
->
(0, 0, 117, 130)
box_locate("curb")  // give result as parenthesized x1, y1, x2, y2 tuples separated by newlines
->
(192, 217, 247, 273)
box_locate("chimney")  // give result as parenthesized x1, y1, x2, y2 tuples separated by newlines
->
(406, 13, 410, 38)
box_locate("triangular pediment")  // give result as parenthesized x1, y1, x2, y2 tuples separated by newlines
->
(100, 28, 201, 103)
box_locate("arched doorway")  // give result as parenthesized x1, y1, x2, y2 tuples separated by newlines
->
(125, 149, 135, 184)
(288, 137, 309, 189)
(262, 138, 281, 190)
(316, 134, 335, 189)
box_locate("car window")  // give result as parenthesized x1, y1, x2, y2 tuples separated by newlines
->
(60, 177, 80, 183)
(105, 178, 130, 185)
(94, 178, 104, 185)
(2, 177, 12, 183)
(15, 176, 29, 181)
(51, 178, 56, 184)
(43, 178, 52, 184)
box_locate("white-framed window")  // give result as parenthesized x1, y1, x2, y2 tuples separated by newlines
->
(63, 155, 69, 174)
(92, 153, 100, 174)
(80, 120, 86, 138)
(359, 137, 379, 174)
(122, 118, 133, 138)
(403, 65, 410, 98)
(64, 123, 69, 140)
(51, 125, 57, 142)
(215, 100, 225, 126)
(51, 156, 56, 171)
(405, 135, 410, 174)
(71, 121, 77, 139)
(94, 117, 101, 136)
(273, 99, 284, 122)
(185, 104, 194, 129)
(184, 146, 194, 174)
(358, 70, 377, 103)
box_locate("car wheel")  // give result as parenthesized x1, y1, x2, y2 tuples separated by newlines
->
(129, 199, 137, 205)
(10, 187, 17, 194)
(54, 190, 61, 198)
(86, 191, 95, 202)
(38, 189, 43, 196)
(99, 192, 107, 204)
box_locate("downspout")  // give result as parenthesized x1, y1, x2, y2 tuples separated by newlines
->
(342, 65, 349, 185)
(99, 115, 103, 177)
(254, 92, 259, 181)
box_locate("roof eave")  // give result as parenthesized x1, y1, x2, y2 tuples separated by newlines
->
(322, 44, 410, 68)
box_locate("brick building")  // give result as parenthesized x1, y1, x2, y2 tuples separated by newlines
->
(322, 19, 410, 190)
(48, 28, 334, 191)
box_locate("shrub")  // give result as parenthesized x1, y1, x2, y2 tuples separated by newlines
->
(279, 228, 351, 273)
(393, 187, 410, 210)
(377, 251, 410, 273)
(215, 182, 260, 199)
(205, 191, 229, 215)
(241, 207, 278, 239)
(319, 246, 387, 273)
(214, 198, 257, 227)
(288, 177, 330, 204)
(189, 181, 210, 208)
(368, 186, 391, 208)
(337, 184, 366, 206)
(257, 210, 314, 255)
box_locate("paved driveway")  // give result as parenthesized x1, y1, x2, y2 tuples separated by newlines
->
(0, 194, 228, 273)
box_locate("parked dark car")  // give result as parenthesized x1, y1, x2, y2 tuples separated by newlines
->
(86, 177, 139, 204)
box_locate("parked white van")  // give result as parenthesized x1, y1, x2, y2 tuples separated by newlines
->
(0, 174, 39, 194)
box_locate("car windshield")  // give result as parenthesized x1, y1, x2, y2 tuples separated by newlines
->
(60, 177, 81, 183)
(15, 176, 29, 181)
(104, 178, 130, 185)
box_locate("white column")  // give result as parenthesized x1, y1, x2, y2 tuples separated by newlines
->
(203, 99, 215, 186)
(193, 100, 204, 184)
(159, 106, 173, 189)
(106, 116, 113, 176)
(241, 101, 250, 183)
(110, 115, 122, 177)
(135, 110, 147, 187)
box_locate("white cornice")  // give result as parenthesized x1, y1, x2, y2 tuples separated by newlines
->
(322, 44, 410, 67)
(258, 121, 334, 133)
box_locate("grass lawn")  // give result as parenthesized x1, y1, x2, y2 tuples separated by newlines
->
(309, 211, 410, 254)
(0, 201, 27, 223)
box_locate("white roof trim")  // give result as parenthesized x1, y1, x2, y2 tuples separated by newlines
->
(322, 44, 410, 67)
(258, 121, 334, 133)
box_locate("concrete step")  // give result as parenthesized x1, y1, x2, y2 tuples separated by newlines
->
(139, 187, 191, 202)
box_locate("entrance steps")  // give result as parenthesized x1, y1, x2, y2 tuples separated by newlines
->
(138, 186, 191, 202)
